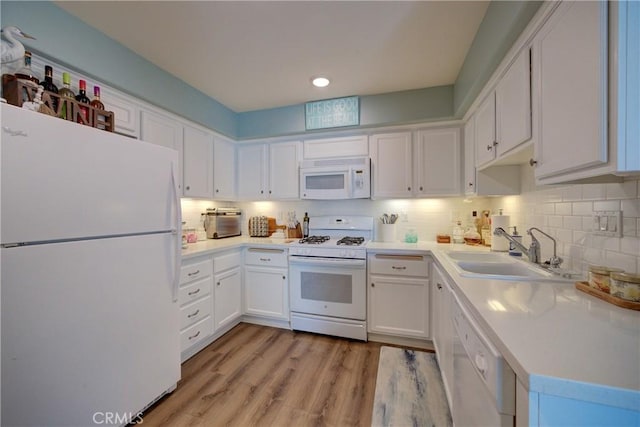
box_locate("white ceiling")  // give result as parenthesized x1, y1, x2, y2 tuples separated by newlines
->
(55, 1, 489, 113)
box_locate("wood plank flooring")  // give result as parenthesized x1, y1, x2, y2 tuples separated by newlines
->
(140, 323, 403, 426)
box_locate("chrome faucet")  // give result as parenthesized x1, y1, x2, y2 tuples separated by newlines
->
(493, 226, 563, 268)
(493, 227, 535, 261)
(527, 227, 563, 268)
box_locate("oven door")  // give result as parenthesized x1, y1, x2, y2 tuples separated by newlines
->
(289, 256, 366, 320)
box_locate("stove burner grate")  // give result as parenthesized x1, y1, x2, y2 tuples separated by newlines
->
(336, 236, 365, 246)
(299, 235, 331, 244)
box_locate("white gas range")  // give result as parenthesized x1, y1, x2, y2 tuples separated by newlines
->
(288, 216, 373, 341)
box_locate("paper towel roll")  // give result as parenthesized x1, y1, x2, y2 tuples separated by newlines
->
(491, 214, 510, 252)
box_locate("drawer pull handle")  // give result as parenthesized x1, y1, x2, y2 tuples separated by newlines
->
(188, 270, 200, 277)
(392, 266, 407, 270)
(259, 257, 271, 262)
(187, 309, 200, 318)
(188, 288, 201, 296)
(188, 331, 201, 340)
(248, 248, 284, 254)
(375, 255, 423, 261)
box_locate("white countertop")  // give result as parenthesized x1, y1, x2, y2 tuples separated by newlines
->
(182, 238, 640, 410)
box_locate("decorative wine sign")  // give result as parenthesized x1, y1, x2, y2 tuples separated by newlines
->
(305, 96, 359, 130)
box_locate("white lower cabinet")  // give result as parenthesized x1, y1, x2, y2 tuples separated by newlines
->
(243, 248, 289, 321)
(431, 263, 454, 408)
(180, 250, 242, 360)
(213, 250, 242, 330)
(214, 268, 242, 329)
(179, 256, 214, 354)
(367, 253, 430, 339)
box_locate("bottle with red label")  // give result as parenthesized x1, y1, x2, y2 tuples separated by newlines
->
(75, 79, 91, 125)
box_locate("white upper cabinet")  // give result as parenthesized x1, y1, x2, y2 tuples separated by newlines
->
(496, 48, 532, 154)
(140, 110, 183, 191)
(237, 144, 267, 200)
(183, 125, 214, 199)
(463, 116, 476, 195)
(475, 48, 531, 169)
(213, 137, 236, 200)
(532, 1, 608, 181)
(414, 128, 461, 196)
(370, 132, 413, 198)
(100, 88, 140, 138)
(303, 135, 368, 159)
(237, 141, 301, 200)
(269, 141, 301, 199)
(531, 0, 639, 183)
(474, 93, 497, 167)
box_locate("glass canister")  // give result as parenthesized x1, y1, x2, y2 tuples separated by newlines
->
(588, 266, 624, 293)
(610, 272, 640, 302)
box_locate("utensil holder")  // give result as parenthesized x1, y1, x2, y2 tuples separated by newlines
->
(378, 224, 396, 242)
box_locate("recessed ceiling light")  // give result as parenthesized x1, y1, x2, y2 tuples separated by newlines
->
(312, 77, 330, 88)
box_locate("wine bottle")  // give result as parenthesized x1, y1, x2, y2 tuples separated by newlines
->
(39, 66, 58, 93)
(75, 79, 91, 124)
(90, 85, 105, 110)
(14, 51, 39, 84)
(58, 72, 75, 119)
(302, 212, 310, 238)
(39, 65, 59, 112)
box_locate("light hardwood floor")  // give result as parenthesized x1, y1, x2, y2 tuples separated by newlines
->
(141, 323, 398, 426)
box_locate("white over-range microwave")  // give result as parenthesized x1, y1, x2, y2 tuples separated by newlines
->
(299, 157, 371, 200)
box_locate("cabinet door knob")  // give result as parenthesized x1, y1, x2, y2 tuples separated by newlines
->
(407, 187, 411, 191)
(468, 182, 474, 187)
(529, 158, 538, 167)
(185, 185, 190, 190)
(217, 281, 221, 286)
(260, 190, 264, 194)
(216, 189, 219, 193)
(419, 186, 423, 191)
(486, 145, 493, 151)
(282, 275, 286, 280)
(437, 283, 443, 290)
(371, 283, 375, 287)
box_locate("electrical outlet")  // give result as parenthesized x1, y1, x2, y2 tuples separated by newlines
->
(592, 210, 622, 237)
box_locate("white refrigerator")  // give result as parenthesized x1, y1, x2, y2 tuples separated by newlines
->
(1, 104, 182, 426)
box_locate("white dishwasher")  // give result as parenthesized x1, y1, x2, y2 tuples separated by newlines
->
(452, 291, 515, 426)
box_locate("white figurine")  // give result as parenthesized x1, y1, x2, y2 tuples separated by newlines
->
(1, 26, 36, 76)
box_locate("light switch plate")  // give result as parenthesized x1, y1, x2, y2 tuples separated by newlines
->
(592, 210, 622, 237)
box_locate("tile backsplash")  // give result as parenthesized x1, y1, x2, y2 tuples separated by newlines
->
(181, 170, 640, 276)
(491, 169, 640, 275)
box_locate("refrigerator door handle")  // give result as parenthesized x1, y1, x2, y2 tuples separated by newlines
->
(171, 161, 182, 302)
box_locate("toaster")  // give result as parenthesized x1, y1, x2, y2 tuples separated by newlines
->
(203, 208, 241, 239)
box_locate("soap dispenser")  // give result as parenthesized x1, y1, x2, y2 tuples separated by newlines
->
(508, 226, 523, 256)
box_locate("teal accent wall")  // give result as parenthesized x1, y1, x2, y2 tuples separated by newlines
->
(2, 1, 540, 140)
(453, 1, 543, 117)
(0, 1, 237, 138)
(237, 85, 454, 140)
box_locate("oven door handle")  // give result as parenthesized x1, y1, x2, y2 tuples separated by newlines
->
(288, 256, 366, 268)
